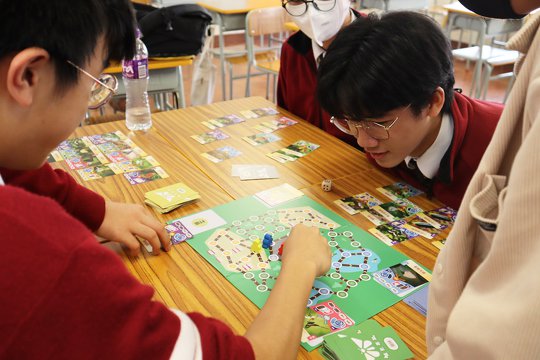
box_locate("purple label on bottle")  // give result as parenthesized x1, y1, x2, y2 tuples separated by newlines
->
(122, 58, 148, 79)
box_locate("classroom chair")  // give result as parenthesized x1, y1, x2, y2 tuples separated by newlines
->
(244, 7, 289, 102)
(479, 49, 520, 103)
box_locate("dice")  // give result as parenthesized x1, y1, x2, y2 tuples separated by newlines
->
(321, 179, 332, 192)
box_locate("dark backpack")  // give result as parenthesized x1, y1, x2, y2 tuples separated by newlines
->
(133, 3, 212, 57)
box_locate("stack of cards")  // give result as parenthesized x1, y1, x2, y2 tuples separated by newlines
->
(319, 319, 414, 360)
(144, 182, 200, 213)
(266, 140, 320, 163)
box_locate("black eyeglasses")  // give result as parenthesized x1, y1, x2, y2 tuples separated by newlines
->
(282, 0, 337, 17)
(67, 60, 117, 110)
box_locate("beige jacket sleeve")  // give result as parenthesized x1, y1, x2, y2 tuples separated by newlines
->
(427, 14, 540, 359)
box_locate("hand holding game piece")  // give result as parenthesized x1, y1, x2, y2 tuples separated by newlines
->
(281, 224, 331, 277)
(321, 179, 332, 192)
(96, 201, 171, 256)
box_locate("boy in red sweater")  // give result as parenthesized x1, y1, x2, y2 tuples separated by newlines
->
(0, 0, 331, 358)
(317, 12, 503, 209)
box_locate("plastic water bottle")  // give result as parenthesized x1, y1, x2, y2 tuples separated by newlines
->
(122, 29, 152, 131)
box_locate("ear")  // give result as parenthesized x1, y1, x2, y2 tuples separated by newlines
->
(426, 86, 445, 118)
(5, 48, 51, 107)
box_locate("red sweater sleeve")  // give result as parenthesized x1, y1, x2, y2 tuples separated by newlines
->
(0, 163, 105, 231)
(0, 186, 255, 359)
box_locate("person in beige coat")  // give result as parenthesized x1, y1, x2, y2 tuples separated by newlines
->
(427, 0, 540, 357)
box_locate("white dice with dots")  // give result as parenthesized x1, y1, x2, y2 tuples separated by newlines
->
(321, 179, 332, 192)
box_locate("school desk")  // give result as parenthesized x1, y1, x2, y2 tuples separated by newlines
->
(104, 56, 194, 110)
(53, 97, 444, 359)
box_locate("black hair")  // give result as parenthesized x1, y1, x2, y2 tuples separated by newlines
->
(0, 0, 136, 93)
(317, 11, 455, 120)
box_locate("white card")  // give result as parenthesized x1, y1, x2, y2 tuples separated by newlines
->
(231, 164, 279, 180)
(180, 209, 227, 235)
(255, 183, 303, 207)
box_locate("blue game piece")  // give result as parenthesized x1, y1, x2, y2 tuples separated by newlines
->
(262, 237, 272, 249)
(264, 233, 273, 241)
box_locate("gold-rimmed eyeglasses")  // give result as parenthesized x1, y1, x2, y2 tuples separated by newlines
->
(330, 105, 411, 140)
(67, 60, 117, 110)
(282, 0, 337, 17)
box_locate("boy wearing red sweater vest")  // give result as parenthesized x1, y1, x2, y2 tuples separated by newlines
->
(0, 1, 331, 358)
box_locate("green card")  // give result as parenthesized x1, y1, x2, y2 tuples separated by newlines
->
(320, 320, 413, 360)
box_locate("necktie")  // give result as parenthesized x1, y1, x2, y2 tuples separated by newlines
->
(408, 159, 434, 197)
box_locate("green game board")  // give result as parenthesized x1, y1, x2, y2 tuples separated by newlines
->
(177, 195, 430, 351)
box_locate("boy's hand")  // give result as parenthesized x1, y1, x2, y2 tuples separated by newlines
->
(95, 201, 171, 256)
(281, 223, 331, 277)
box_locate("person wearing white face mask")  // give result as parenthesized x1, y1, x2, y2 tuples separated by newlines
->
(277, 0, 363, 147)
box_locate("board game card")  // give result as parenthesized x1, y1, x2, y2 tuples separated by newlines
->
(201, 146, 242, 163)
(301, 301, 355, 347)
(242, 132, 281, 146)
(334, 192, 383, 215)
(165, 219, 194, 244)
(403, 283, 429, 317)
(116, 156, 160, 173)
(401, 214, 441, 239)
(369, 220, 419, 246)
(208, 114, 245, 128)
(64, 151, 109, 170)
(377, 182, 423, 201)
(432, 238, 446, 250)
(373, 260, 431, 297)
(104, 147, 147, 163)
(231, 164, 279, 180)
(251, 107, 279, 117)
(46, 150, 64, 163)
(359, 208, 391, 226)
(283, 140, 320, 157)
(77, 163, 122, 181)
(240, 110, 258, 119)
(86, 131, 127, 145)
(260, 116, 298, 130)
(179, 209, 227, 235)
(124, 167, 169, 185)
(265, 150, 300, 163)
(254, 183, 304, 207)
(374, 199, 423, 221)
(418, 206, 457, 230)
(191, 129, 230, 144)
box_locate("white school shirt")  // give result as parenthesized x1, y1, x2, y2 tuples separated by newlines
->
(404, 112, 454, 179)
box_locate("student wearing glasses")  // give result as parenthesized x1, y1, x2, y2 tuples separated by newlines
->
(317, 11, 504, 209)
(278, 0, 363, 147)
(0, 0, 331, 358)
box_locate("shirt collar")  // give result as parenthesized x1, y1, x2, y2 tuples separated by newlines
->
(405, 112, 454, 179)
(312, 9, 356, 68)
(0, 172, 4, 186)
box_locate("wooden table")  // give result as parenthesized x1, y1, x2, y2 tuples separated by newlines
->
(444, 2, 522, 97)
(56, 97, 443, 359)
(197, 0, 281, 100)
(153, 97, 374, 197)
(104, 56, 194, 109)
